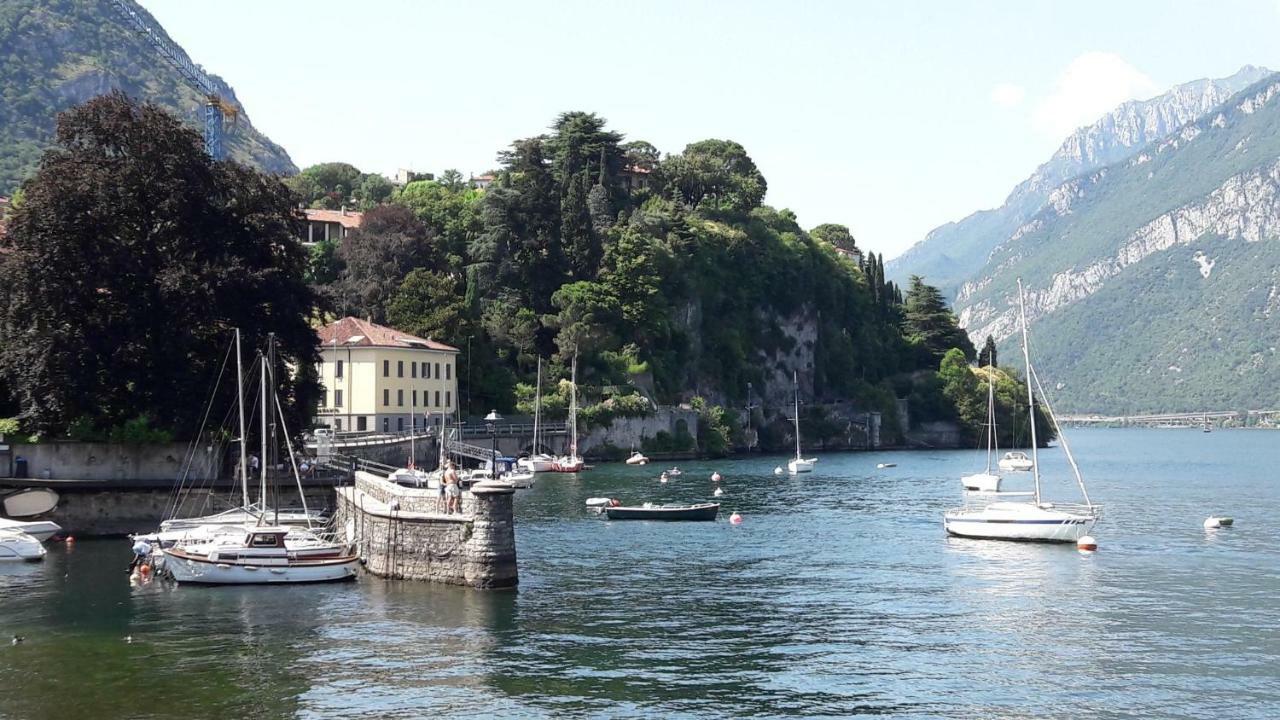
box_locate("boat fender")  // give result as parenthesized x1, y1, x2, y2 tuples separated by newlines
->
(610, 499, 621, 507)
(729, 512, 743, 525)
(1076, 535, 1097, 552)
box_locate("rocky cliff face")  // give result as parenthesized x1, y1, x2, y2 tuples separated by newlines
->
(0, 0, 296, 193)
(954, 73, 1280, 413)
(887, 66, 1271, 296)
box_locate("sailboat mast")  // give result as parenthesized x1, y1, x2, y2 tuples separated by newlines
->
(1017, 279, 1041, 505)
(235, 329, 249, 511)
(985, 367, 995, 474)
(533, 357, 542, 454)
(570, 353, 578, 457)
(259, 350, 268, 522)
(793, 371, 801, 460)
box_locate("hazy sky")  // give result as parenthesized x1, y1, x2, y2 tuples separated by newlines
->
(141, 0, 1280, 260)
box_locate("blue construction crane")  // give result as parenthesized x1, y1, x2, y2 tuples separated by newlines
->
(108, 0, 237, 160)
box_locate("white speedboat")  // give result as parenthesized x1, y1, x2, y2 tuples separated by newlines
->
(944, 279, 1099, 543)
(0, 517, 61, 542)
(625, 451, 649, 466)
(162, 525, 358, 584)
(0, 529, 46, 561)
(998, 451, 1034, 472)
(518, 454, 557, 473)
(787, 371, 817, 474)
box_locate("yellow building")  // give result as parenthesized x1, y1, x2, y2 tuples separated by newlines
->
(315, 317, 460, 434)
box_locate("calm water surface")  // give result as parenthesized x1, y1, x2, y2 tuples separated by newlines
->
(1, 428, 1278, 718)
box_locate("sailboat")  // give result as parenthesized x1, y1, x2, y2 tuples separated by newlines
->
(551, 354, 585, 473)
(944, 280, 1100, 543)
(787, 372, 817, 474)
(161, 336, 358, 584)
(1203, 412, 1212, 433)
(519, 357, 557, 473)
(961, 368, 1004, 495)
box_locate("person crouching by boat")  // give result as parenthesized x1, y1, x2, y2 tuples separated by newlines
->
(443, 461, 461, 514)
(128, 537, 153, 574)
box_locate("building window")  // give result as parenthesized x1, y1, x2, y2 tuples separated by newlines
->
(383, 389, 390, 406)
(397, 389, 404, 406)
(411, 362, 417, 379)
(358, 416, 367, 431)
(335, 418, 342, 431)
(413, 390, 417, 407)
(397, 360, 404, 378)
(336, 359, 344, 378)
(435, 390, 441, 407)
(446, 391, 451, 408)
(383, 418, 389, 432)
(397, 417, 404, 431)
(335, 389, 343, 408)
(446, 363, 452, 380)
(435, 362, 441, 379)
(424, 362, 430, 379)
(383, 360, 389, 377)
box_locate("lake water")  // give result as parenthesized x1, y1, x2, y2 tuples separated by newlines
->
(1, 428, 1278, 718)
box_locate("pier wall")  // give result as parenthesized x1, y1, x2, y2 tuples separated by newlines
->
(2, 442, 221, 481)
(334, 471, 517, 588)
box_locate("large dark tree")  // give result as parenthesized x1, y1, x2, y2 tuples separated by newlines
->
(0, 92, 320, 437)
(902, 275, 976, 365)
(333, 204, 432, 322)
(978, 335, 998, 368)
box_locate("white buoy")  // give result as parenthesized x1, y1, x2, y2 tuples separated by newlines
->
(711, 472, 722, 482)
(1203, 517, 1222, 529)
(1076, 535, 1097, 552)
(714, 487, 724, 497)
(660, 477, 668, 484)
(774, 467, 783, 476)
(729, 512, 743, 525)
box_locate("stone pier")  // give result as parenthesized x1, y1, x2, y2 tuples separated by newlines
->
(334, 471, 517, 589)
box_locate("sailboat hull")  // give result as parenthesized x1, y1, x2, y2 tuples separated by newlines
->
(162, 549, 359, 584)
(787, 458, 816, 474)
(944, 502, 1097, 543)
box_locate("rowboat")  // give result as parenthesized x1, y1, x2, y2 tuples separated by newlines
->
(604, 503, 720, 521)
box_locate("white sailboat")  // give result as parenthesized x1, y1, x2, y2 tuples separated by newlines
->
(960, 368, 1017, 496)
(944, 279, 1100, 543)
(162, 337, 358, 584)
(787, 372, 817, 474)
(519, 357, 557, 473)
(551, 354, 585, 473)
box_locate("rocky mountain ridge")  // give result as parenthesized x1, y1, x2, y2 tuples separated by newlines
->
(887, 65, 1271, 296)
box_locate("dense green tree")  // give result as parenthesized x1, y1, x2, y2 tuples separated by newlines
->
(0, 92, 319, 436)
(978, 335, 998, 368)
(621, 140, 660, 170)
(547, 281, 621, 360)
(385, 268, 469, 345)
(903, 275, 976, 364)
(657, 139, 767, 214)
(439, 169, 465, 191)
(334, 204, 432, 321)
(811, 223, 858, 253)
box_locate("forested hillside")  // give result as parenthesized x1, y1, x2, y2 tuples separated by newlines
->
(0, 0, 295, 193)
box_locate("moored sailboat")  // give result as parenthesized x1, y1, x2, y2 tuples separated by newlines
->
(944, 280, 1099, 543)
(550, 354, 585, 473)
(787, 372, 817, 474)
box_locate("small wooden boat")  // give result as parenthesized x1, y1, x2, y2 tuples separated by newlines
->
(605, 502, 720, 521)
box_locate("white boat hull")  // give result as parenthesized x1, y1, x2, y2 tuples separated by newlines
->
(518, 456, 557, 473)
(960, 472, 1002, 493)
(162, 549, 359, 584)
(0, 530, 45, 561)
(0, 518, 61, 542)
(944, 502, 1097, 543)
(788, 458, 816, 474)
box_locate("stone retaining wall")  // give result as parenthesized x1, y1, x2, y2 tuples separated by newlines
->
(335, 471, 517, 588)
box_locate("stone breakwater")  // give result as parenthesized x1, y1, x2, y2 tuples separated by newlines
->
(335, 471, 517, 589)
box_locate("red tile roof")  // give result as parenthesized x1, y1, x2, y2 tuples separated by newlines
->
(304, 208, 363, 230)
(316, 317, 459, 352)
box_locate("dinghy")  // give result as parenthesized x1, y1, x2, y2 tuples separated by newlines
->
(604, 502, 720, 521)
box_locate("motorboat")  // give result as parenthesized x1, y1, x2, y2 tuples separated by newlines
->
(787, 371, 817, 474)
(517, 454, 557, 473)
(998, 451, 1034, 472)
(162, 525, 358, 584)
(604, 502, 720, 521)
(944, 279, 1099, 543)
(0, 529, 46, 562)
(0, 517, 61, 542)
(667, 467, 683, 477)
(625, 451, 649, 466)
(1, 488, 59, 518)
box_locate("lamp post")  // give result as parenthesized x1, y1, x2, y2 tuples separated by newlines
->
(485, 409, 502, 478)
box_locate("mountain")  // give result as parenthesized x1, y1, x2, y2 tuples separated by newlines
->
(0, 0, 296, 194)
(887, 65, 1272, 296)
(955, 72, 1280, 413)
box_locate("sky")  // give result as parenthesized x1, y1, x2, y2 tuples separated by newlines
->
(141, 0, 1280, 260)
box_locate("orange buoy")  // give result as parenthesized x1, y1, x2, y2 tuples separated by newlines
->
(1077, 535, 1097, 552)
(139, 564, 152, 577)
(65, 536, 75, 544)
(729, 512, 743, 525)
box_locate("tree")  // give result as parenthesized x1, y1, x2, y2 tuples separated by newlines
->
(385, 269, 469, 345)
(902, 275, 976, 364)
(938, 348, 983, 440)
(622, 140, 660, 170)
(657, 139, 767, 214)
(0, 92, 320, 437)
(978, 335, 998, 368)
(334, 204, 432, 321)
(547, 281, 621, 360)
(439, 169, 465, 191)
(811, 223, 858, 253)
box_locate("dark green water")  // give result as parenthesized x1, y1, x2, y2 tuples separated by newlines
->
(2, 428, 1278, 718)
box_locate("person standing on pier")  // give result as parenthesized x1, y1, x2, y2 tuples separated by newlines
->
(443, 461, 461, 514)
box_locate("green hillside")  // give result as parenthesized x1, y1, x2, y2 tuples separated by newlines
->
(0, 0, 295, 193)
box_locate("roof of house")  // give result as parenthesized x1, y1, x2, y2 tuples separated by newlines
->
(316, 317, 459, 353)
(304, 208, 363, 230)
